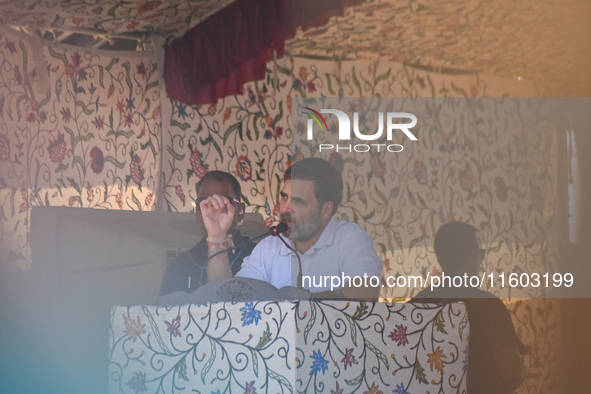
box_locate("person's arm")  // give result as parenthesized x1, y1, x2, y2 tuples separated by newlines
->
(311, 225, 382, 301)
(482, 298, 527, 393)
(494, 347, 527, 392)
(337, 225, 383, 300)
(200, 194, 234, 283)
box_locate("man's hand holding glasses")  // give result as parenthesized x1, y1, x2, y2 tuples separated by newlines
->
(198, 195, 240, 248)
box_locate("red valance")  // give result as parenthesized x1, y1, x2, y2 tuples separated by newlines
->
(164, 0, 362, 106)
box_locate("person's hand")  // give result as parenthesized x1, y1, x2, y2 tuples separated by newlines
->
(200, 194, 235, 240)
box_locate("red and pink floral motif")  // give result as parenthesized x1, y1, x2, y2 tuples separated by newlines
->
(370, 152, 385, 179)
(90, 146, 104, 174)
(236, 155, 252, 182)
(116, 193, 123, 210)
(145, 193, 153, 207)
(47, 132, 67, 163)
(413, 160, 427, 185)
(175, 185, 185, 206)
(494, 176, 508, 202)
(86, 181, 94, 203)
(190, 148, 208, 179)
(329, 152, 344, 174)
(129, 152, 145, 186)
(458, 163, 474, 192)
(388, 324, 409, 347)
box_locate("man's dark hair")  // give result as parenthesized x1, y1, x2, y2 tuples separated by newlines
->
(196, 171, 241, 199)
(284, 158, 343, 215)
(434, 221, 479, 271)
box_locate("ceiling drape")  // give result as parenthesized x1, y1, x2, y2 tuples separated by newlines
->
(164, 0, 362, 105)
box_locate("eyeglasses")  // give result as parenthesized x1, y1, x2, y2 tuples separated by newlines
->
(193, 196, 240, 210)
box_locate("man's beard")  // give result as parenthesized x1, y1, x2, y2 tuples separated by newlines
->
(285, 208, 322, 242)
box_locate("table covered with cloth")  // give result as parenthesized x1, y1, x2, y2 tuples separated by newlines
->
(109, 300, 468, 393)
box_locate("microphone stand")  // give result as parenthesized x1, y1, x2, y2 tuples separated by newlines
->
(276, 234, 303, 289)
(202, 224, 288, 266)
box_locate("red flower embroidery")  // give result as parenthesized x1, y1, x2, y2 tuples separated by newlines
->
(340, 348, 358, 370)
(329, 152, 344, 174)
(494, 176, 508, 202)
(459, 163, 474, 192)
(413, 160, 427, 185)
(388, 324, 409, 346)
(86, 181, 94, 203)
(48, 132, 67, 163)
(90, 146, 104, 174)
(190, 148, 208, 179)
(236, 155, 252, 182)
(129, 152, 145, 186)
(175, 185, 185, 206)
(370, 153, 385, 179)
(165, 315, 181, 337)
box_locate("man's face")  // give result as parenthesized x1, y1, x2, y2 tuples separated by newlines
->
(279, 179, 323, 242)
(195, 179, 244, 237)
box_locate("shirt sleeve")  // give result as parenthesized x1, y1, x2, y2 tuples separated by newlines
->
(159, 253, 193, 296)
(338, 224, 383, 279)
(466, 298, 524, 351)
(235, 240, 268, 282)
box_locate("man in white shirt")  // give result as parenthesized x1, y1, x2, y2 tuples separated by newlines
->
(201, 158, 383, 299)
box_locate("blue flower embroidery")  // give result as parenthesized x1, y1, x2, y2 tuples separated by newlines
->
(176, 103, 188, 120)
(126, 97, 135, 111)
(393, 383, 410, 394)
(240, 302, 262, 326)
(309, 349, 329, 376)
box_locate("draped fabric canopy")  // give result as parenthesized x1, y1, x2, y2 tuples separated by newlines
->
(164, 0, 363, 105)
(0, 0, 561, 104)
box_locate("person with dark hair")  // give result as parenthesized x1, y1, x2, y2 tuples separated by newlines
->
(159, 171, 255, 296)
(202, 158, 382, 299)
(412, 221, 527, 394)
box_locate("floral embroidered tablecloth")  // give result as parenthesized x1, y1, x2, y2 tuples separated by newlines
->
(109, 301, 467, 393)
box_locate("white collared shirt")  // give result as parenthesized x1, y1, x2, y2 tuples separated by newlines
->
(236, 217, 383, 292)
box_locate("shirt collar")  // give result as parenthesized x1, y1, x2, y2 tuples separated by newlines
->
(282, 216, 339, 256)
(278, 236, 292, 256)
(305, 216, 338, 254)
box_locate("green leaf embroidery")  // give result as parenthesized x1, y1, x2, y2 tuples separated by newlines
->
(131, 190, 142, 211)
(141, 306, 172, 355)
(374, 69, 391, 85)
(201, 337, 216, 384)
(175, 356, 189, 382)
(223, 122, 241, 145)
(249, 348, 259, 377)
(344, 314, 358, 347)
(303, 302, 317, 345)
(268, 369, 293, 394)
(254, 322, 272, 350)
(352, 67, 362, 96)
(104, 156, 126, 169)
(345, 370, 364, 385)
(364, 338, 389, 369)
(414, 360, 428, 384)
(408, 236, 425, 253)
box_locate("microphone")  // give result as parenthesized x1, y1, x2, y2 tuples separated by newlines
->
(202, 222, 289, 266)
(270, 222, 288, 236)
